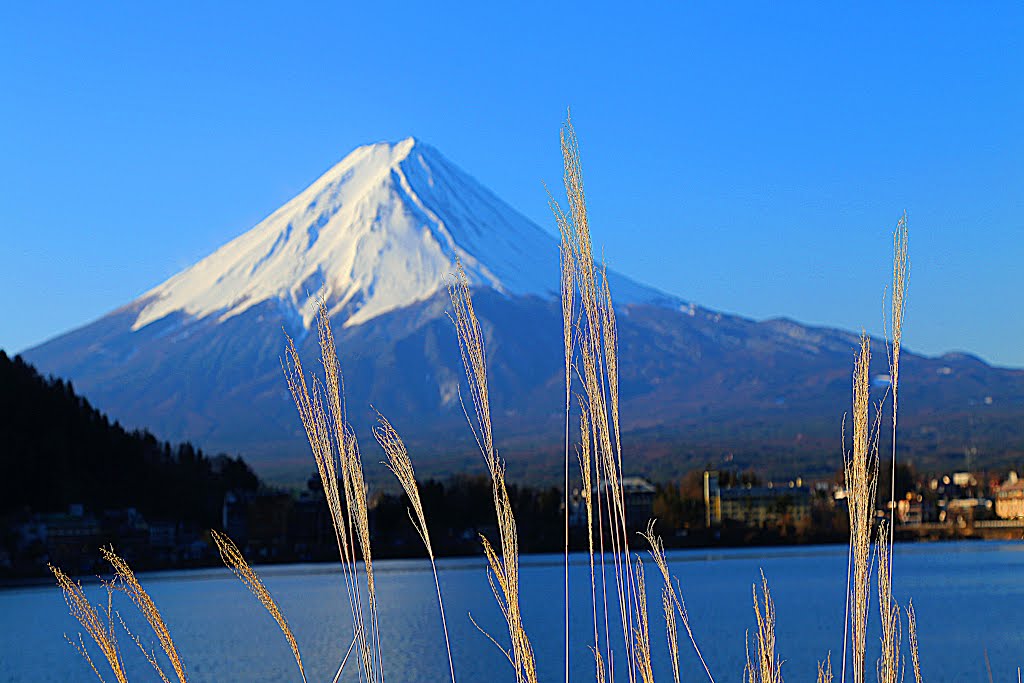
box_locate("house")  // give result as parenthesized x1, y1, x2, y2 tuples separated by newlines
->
(704, 471, 811, 530)
(939, 497, 993, 524)
(41, 506, 103, 572)
(568, 476, 656, 529)
(621, 477, 656, 528)
(994, 472, 1024, 520)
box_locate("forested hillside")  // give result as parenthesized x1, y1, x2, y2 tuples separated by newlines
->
(0, 350, 260, 526)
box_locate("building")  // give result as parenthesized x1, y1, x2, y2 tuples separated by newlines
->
(621, 477, 656, 528)
(704, 471, 811, 530)
(895, 493, 936, 525)
(41, 506, 103, 572)
(994, 472, 1024, 520)
(939, 497, 993, 524)
(568, 476, 656, 529)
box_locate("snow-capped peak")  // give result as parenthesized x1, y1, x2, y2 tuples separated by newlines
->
(132, 138, 672, 332)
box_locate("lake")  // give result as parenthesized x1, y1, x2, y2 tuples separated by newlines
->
(1, 542, 1020, 682)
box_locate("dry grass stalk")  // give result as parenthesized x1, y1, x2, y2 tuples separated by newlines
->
(115, 610, 173, 683)
(593, 648, 607, 683)
(884, 216, 909, 582)
(282, 329, 352, 565)
(662, 585, 681, 683)
(817, 654, 833, 683)
(842, 220, 910, 683)
(282, 299, 382, 683)
(283, 340, 369, 679)
(745, 572, 782, 683)
(578, 407, 602, 670)
(641, 523, 716, 683)
(549, 176, 578, 683)
(907, 600, 922, 683)
(376, 412, 432, 555)
(211, 530, 306, 683)
(598, 266, 622, 481)
(584, 394, 614, 672)
(448, 258, 496, 473)
(557, 112, 643, 682)
(875, 521, 901, 683)
(632, 558, 655, 683)
(101, 547, 188, 683)
(448, 259, 537, 683)
(374, 412, 456, 683)
(596, 261, 639, 680)
(842, 332, 880, 683)
(561, 207, 575, 683)
(51, 564, 129, 683)
(316, 306, 384, 682)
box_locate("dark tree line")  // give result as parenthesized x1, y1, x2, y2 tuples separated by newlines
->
(0, 351, 260, 528)
(370, 474, 564, 557)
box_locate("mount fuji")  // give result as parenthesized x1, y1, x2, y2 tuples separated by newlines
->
(130, 138, 671, 336)
(23, 139, 1024, 481)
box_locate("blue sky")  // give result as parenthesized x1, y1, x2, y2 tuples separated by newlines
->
(1, 3, 1022, 366)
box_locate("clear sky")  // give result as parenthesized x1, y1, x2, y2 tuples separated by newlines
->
(1, 3, 1022, 367)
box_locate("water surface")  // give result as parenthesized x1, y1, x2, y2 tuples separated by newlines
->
(1, 542, 1020, 682)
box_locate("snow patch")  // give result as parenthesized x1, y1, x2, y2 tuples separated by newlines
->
(132, 137, 673, 332)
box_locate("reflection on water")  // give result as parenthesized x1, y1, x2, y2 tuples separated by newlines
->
(2, 542, 1021, 682)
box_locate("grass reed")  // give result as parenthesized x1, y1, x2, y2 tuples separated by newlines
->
(842, 332, 880, 683)
(211, 530, 306, 682)
(875, 521, 900, 683)
(449, 258, 538, 683)
(374, 411, 456, 683)
(641, 522, 715, 683)
(550, 169, 578, 683)
(818, 654, 833, 683)
(662, 585, 680, 683)
(632, 558, 655, 683)
(101, 546, 189, 683)
(51, 564, 129, 683)
(745, 572, 782, 683)
(283, 296, 383, 683)
(886, 215, 909, 563)
(556, 112, 642, 683)
(908, 600, 923, 683)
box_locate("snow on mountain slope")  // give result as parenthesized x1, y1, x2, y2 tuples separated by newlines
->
(133, 137, 674, 333)
(24, 137, 1024, 481)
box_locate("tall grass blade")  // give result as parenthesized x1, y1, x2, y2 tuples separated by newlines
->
(746, 571, 782, 683)
(101, 547, 188, 683)
(908, 600, 923, 683)
(282, 300, 382, 683)
(51, 565, 130, 683)
(876, 520, 901, 683)
(817, 654, 833, 683)
(375, 412, 456, 683)
(211, 531, 306, 683)
(844, 332, 880, 683)
(449, 258, 538, 683)
(641, 523, 716, 683)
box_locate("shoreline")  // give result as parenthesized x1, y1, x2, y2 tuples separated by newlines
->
(2, 532, 1004, 591)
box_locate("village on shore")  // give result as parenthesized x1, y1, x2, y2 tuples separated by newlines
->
(5, 462, 1024, 581)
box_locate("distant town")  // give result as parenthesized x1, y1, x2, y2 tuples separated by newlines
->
(6, 321, 1024, 581)
(5, 462, 1024, 581)
(698, 467, 1024, 541)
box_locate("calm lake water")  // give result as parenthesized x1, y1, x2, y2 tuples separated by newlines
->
(1, 542, 1021, 682)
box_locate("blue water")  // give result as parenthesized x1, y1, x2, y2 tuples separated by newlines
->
(1, 542, 1020, 682)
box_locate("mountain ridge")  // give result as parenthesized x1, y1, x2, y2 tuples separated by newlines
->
(130, 137, 676, 337)
(22, 140, 1024, 482)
